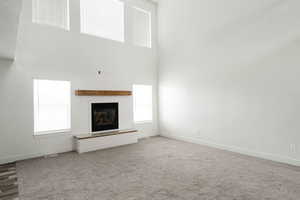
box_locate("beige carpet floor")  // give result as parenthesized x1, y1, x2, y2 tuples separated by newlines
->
(17, 137, 300, 200)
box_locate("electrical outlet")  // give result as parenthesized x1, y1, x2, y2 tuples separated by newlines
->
(196, 130, 203, 138)
(290, 144, 296, 154)
(195, 129, 202, 135)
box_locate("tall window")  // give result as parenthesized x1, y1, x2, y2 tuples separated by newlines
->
(132, 7, 151, 48)
(80, 0, 124, 42)
(133, 85, 153, 123)
(32, 0, 70, 30)
(34, 79, 71, 135)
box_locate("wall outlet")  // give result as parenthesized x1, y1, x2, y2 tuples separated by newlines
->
(290, 144, 296, 154)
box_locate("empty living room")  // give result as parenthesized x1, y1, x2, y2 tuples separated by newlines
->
(0, 0, 300, 199)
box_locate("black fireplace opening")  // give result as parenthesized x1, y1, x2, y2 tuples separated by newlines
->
(91, 103, 119, 132)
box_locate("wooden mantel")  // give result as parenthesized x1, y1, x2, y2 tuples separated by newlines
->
(75, 90, 132, 96)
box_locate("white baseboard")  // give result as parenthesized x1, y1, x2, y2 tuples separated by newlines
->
(162, 133, 300, 167)
(0, 153, 44, 165)
(0, 149, 73, 165)
(0, 132, 158, 165)
(137, 131, 159, 139)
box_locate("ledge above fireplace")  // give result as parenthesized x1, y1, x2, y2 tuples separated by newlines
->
(75, 90, 132, 96)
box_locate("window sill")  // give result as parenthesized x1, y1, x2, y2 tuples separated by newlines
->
(80, 31, 125, 44)
(34, 129, 71, 137)
(134, 121, 153, 125)
(33, 22, 70, 32)
(133, 43, 152, 49)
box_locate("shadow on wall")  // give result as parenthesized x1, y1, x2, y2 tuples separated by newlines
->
(0, 58, 14, 66)
(0, 59, 15, 87)
(0, 59, 15, 78)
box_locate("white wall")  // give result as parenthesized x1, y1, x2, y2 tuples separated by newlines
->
(158, 0, 300, 166)
(0, 0, 22, 59)
(0, 0, 158, 164)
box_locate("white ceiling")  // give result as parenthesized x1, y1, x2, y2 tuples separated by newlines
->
(0, 0, 22, 60)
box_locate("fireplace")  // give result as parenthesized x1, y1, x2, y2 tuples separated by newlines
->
(91, 103, 119, 133)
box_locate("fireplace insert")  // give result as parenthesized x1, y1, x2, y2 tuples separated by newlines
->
(91, 103, 119, 132)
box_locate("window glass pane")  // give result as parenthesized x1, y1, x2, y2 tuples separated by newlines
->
(133, 85, 152, 122)
(80, 0, 124, 42)
(34, 80, 71, 134)
(132, 7, 151, 48)
(32, 0, 70, 30)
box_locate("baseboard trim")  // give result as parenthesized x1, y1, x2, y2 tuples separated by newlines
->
(0, 153, 44, 165)
(162, 133, 300, 167)
(0, 133, 157, 165)
(0, 150, 73, 165)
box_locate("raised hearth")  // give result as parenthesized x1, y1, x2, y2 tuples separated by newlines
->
(75, 129, 138, 140)
(74, 129, 139, 153)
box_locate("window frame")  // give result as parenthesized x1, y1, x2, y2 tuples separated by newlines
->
(33, 79, 72, 136)
(80, 0, 125, 42)
(132, 6, 152, 48)
(32, 0, 70, 30)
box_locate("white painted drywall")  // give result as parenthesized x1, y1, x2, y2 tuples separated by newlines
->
(0, 0, 22, 60)
(0, 0, 158, 164)
(158, 0, 300, 165)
